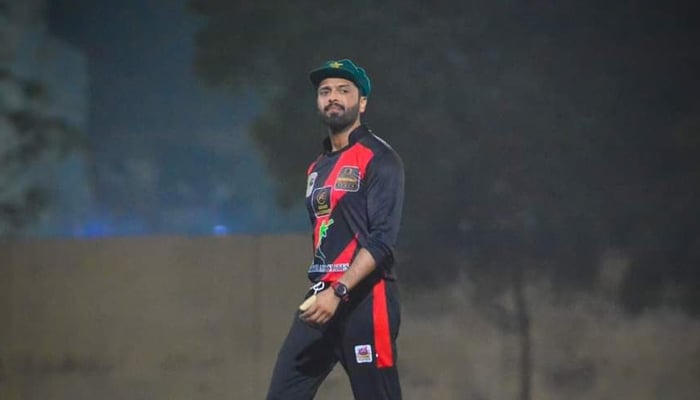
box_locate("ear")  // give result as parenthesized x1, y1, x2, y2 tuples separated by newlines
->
(359, 96, 368, 113)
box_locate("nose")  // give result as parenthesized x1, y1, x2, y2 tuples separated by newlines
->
(327, 93, 340, 103)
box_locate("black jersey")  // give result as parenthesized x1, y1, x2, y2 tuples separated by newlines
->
(305, 125, 404, 283)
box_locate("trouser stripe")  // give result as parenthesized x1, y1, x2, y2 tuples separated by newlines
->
(372, 280, 393, 368)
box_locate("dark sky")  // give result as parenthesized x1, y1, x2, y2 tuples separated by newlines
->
(48, 0, 251, 146)
(41, 0, 699, 237)
(47, 0, 304, 234)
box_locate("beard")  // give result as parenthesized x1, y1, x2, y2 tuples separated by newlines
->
(319, 102, 360, 134)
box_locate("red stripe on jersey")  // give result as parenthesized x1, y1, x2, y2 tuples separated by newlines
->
(313, 156, 347, 282)
(373, 280, 394, 368)
(354, 143, 374, 185)
(320, 271, 342, 282)
(312, 143, 374, 283)
(311, 154, 350, 255)
(336, 234, 359, 264)
(319, 234, 359, 282)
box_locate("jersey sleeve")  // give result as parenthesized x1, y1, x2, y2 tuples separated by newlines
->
(363, 149, 405, 268)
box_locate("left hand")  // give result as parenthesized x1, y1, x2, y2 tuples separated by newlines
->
(299, 288, 341, 326)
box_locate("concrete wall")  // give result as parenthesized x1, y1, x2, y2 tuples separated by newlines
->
(1, 235, 700, 400)
(0, 234, 314, 399)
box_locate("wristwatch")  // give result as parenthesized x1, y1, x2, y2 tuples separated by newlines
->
(331, 281, 350, 302)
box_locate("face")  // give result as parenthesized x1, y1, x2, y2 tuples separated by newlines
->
(316, 77, 368, 132)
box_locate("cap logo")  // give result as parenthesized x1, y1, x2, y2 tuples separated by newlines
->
(329, 61, 343, 69)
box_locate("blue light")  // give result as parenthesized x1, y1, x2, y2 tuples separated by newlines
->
(212, 225, 228, 236)
(74, 220, 112, 238)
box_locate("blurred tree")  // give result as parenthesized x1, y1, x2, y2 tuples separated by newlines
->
(189, 1, 699, 398)
(1, 0, 90, 236)
(186, 20, 700, 397)
(0, 77, 84, 235)
(187, 0, 700, 307)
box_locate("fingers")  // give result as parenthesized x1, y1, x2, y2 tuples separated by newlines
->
(300, 304, 331, 326)
(300, 307, 321, 324)
(298, 290, 340, 326)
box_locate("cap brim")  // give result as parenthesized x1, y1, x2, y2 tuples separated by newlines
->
(309, 68, 358, 88)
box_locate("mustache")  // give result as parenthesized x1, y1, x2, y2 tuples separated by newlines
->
(324, 103, 345, 112)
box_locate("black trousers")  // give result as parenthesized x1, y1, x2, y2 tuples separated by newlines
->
(266, 279, 402, 400)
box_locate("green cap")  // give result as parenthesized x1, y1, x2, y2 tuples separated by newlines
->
(309, 59, 371, 97)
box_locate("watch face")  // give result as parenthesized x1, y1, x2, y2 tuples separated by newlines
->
(334, 283, 348, 296)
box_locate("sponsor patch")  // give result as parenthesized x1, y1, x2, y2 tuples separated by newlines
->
(306, 172, 318, 197)
(307, 263, 350, 273)
(312, 186, 332, 216)
(334, 166, 360, 192)
(354, 344, 373, 364)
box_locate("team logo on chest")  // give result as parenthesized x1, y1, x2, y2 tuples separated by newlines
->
(312, 186, 332, 216)
(334, 166, 361, 192)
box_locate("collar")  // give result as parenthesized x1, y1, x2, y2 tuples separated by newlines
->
(322, 124, 370, 154)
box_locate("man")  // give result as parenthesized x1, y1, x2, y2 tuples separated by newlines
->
(266, 59, 405, 400)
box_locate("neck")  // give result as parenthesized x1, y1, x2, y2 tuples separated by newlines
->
(328, 120, 362, 152)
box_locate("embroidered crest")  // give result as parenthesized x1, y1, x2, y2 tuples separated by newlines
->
(334, 166, 360, 192)
(312, 186, 332, 216)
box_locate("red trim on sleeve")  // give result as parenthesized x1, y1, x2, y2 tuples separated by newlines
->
(372, 280, 394, 368)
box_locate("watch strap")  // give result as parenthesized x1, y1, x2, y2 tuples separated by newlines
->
(331, 281, 350, 302)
